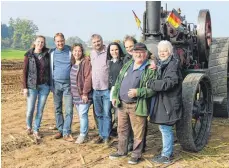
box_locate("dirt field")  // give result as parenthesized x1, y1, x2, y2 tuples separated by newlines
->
(1, 60, 229, 168)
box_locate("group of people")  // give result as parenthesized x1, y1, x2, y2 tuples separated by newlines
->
(22, 32, 182, 165)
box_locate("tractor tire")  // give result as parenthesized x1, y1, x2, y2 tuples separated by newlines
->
(176, 73, 213, 152)
(208, 38, 229, 117)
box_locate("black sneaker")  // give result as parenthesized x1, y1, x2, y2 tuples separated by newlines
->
(109, 152, 127, 160)
(110, 129, 118, 137)
(152, 155, 171, 164)
(128, 157, 140, 165)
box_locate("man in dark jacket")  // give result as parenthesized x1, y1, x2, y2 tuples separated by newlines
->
(147, 40, 183, 164)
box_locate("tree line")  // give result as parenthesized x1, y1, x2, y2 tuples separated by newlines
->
(1, 17, 88, 50)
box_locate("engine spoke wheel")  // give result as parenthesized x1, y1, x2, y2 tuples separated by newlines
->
(176, 73, 213, 152)
(197, 9, 212, 63)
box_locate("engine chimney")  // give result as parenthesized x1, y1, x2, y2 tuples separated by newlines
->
(144, 1, 161, 59)
(145, 1, 161, 42)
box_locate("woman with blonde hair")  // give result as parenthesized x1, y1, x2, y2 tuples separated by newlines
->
(23, 35, 50, 140)
(147, 40, 183, 164)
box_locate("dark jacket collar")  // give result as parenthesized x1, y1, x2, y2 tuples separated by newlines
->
(26, 47, 49, 57)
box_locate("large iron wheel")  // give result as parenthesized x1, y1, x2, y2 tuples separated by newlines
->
(176, 73, 213, 152)
(197, 9, 212, 64)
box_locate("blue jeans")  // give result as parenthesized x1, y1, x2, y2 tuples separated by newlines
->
(75, 103, 90, 136)
(53, 81, 73, 136)
(93, 89, 112, 139)
(26, 84, 50, 132)
(159, 125, 174, 157)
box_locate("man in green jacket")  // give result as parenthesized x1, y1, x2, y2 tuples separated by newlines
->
(109, 43, 157, 165)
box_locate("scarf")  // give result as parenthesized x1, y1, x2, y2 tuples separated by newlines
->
(156, 55, 173, 79)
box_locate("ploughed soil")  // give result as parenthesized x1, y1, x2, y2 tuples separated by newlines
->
(1, 60, 229, 168)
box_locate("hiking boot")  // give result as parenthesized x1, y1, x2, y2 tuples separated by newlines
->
(26, 128, 33, 135)
(33, 131, 42, 140)
(75, 135, 86, 144)
(152, 155, 171, 164)
(92, 136, 103, 144)
(128, 157, 140, 165)
(63, 134, 74, 142)
(54, 132, 62, 139)
(109, 152, 127, 160)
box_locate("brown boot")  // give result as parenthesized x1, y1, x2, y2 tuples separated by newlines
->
(63, 134, 74, 142)
(26, 128, 33, 135)
(54, 132, 62, 139)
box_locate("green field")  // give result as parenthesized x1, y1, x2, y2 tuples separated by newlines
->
(1, 49, 26, 60)
(1, 49, 91, 60)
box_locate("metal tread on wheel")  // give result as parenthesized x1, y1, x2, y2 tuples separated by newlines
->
(208, 38, 229, 117)
(176, 73, 213, 152)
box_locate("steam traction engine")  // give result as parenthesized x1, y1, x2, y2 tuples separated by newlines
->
(142, 1, 229, 151)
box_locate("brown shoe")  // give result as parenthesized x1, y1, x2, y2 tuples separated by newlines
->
(26, 128, 33, 135)
(92, 136, 103, 144)
(63, 134, 74, 142)
(54, 132, 63, 139)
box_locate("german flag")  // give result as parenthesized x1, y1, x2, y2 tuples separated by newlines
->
(132, 10, 141, 29)
(167, 9, 182, 28)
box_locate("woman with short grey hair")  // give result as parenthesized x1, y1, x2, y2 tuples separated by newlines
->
(157, 40, 174, 56)
(147, 40, 183, 164)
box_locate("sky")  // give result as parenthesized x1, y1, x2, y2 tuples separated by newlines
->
(1, 1, 229, 42)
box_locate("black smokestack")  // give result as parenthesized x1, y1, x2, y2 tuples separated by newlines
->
(146, 1, 161, 42)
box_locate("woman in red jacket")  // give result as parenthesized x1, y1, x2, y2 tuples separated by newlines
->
(70, 43, 92, 144)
